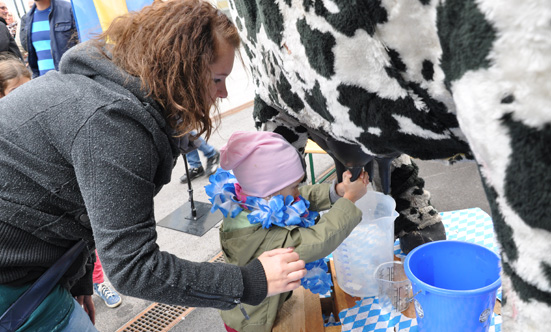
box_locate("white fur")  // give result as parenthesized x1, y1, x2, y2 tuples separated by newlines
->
(454, 0, 551, 330)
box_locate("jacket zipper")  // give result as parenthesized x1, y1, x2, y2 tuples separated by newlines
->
(188, 288, 250, 320)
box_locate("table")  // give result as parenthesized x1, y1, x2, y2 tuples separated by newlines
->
(334, 208, 502, 332)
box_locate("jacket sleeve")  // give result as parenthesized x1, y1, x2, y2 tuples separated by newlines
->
(70, 103, 265, 309)
(267, 184, 362, 263)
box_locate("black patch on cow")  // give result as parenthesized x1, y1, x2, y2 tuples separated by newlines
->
(268, 86, 278, 105)
(295, 125, 308, 133)
(296, 19, 336, 78)
(232, 0, 258, 43)
(304, 81, 334, 122)
(418, 0, 431, 5)
(384, 66, 405, 89)
(501, 94, 515, 104)
(408, 81, 461, 131)
(312, 0, 387, 37)
(337, 83, 470, 158)
(412, 188, 424, 195)
(257, 0, 285, 45)
(253, 96, 280, 124)
(503, 262, 551, 306)
(273, 126, 300, 144)
(232, 0, 285, 45)
(436, 0, 496, 89)
(282, 0, 292, 6)
(243, 44, 254, 62)
(501, 113, 551, 232)
(543, 262, 551, 291)
(387, 48, 407, 72)
(295, 73, 306, 84)
(276, 72, 305, 112)
(303, 0, 313, 11)
(481, 177, 518, 262)
(421, 60, 435, 81)
(235, 16, 243, 31)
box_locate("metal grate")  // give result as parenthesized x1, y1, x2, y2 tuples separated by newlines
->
(116, 252, 225, 332)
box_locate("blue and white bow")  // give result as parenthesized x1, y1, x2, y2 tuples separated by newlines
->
(206, 169, 332, 294)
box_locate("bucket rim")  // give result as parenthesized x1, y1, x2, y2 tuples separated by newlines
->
(404, 240, 501, 296)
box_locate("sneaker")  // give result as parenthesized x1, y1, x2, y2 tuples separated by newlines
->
(179, 166, 205, 183)
(205, 150, 220, 175)
(93, 282, 122, 308)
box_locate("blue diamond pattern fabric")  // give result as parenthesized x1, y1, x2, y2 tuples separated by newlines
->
(339, 208, 502, 331)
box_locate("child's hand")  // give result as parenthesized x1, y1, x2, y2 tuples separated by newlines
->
(337, 170, 369, 203)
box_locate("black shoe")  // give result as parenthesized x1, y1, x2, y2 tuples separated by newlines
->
(205, 150, 220, 175)
(180, 166, 205, 183)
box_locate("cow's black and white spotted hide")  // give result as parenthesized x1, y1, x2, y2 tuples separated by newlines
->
(228, 0, 551, 329)
(228, 0, 473, 161)
(441, 1, 551, 330)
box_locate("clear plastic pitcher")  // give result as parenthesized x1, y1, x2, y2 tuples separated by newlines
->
(332, 191, 399, 297)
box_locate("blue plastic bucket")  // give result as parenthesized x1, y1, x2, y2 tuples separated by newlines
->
(404, 240, 501, 332)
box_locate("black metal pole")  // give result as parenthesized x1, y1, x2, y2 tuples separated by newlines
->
(182, 154, 198, 219)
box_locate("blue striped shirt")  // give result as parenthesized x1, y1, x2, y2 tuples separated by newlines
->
(32, 6, 54, 76)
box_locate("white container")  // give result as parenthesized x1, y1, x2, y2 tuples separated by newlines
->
(333, 191, 399, 297)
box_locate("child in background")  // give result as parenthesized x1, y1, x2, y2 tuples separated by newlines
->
(93, 250, 122, 308)
(206, 131, 369, 332)
(0, 56, 30, 97)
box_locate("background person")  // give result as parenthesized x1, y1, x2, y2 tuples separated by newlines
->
(0, 1, 306, 331)
(92, 250, 122, 309)
(0, 1, 23, 60)
(0, 54, 31, 97)
(180, 133, 221, 183)
(20, 0, 77, 77)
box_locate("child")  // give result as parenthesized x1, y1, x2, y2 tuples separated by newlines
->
(206, 131, 369, 332)
(0, 56, 31, 97)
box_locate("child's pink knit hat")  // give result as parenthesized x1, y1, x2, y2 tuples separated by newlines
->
(220, 131, 304, 197)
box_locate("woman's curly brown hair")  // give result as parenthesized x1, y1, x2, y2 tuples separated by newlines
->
(92, 0, 240, 139)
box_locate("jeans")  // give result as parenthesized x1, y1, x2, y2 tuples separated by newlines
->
(59, 299, 99, 332)
(186, 135, 216, 168)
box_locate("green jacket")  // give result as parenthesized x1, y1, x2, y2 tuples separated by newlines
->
(219, 183, 363, 332)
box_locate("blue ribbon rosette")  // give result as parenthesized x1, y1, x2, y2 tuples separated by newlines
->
(206, 169, 332, 294)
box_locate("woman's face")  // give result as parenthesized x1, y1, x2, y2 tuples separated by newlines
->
(2, 76, 30, 97)
(209, 40, 235, 102)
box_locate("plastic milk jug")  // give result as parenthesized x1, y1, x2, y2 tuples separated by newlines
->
(333, 191, 399, 297)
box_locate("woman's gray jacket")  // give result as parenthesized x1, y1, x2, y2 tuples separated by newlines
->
(0, 42, 266, 309)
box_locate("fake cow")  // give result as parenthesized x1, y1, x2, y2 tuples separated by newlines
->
(227, 0, 551, 330)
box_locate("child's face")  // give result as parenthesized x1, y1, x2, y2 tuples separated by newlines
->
(270, 176, 303, 200)
(2, 76, 30, 97)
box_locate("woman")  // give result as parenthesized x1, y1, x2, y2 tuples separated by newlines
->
(0, 1, 306, 331)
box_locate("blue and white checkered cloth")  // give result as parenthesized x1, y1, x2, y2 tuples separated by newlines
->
(337, 208, 502, 332)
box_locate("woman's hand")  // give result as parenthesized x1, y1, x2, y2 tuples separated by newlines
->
(257, 248, 306, 297)
(75, 295, 96, 325)
(337, 170, 369, 203)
